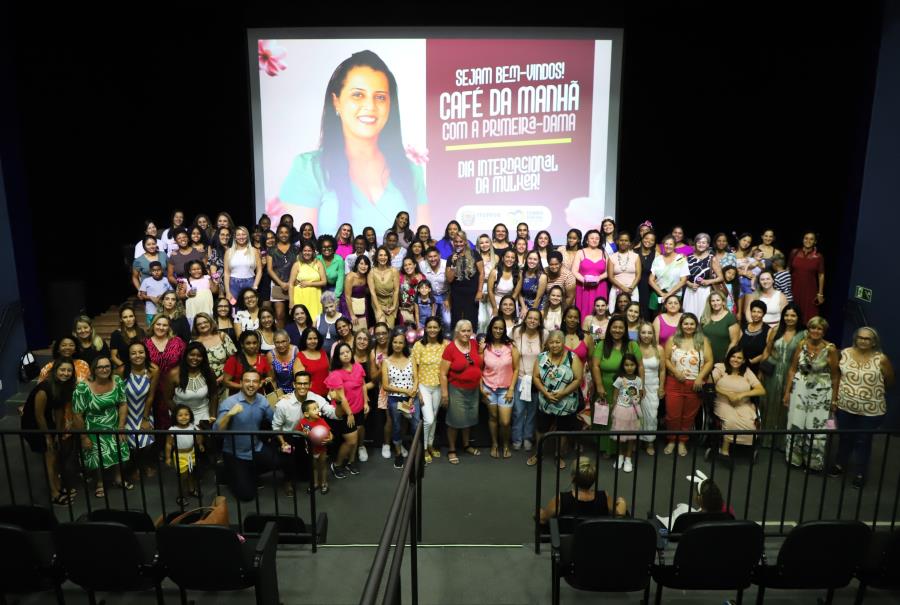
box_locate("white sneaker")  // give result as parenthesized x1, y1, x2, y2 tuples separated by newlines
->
(614, 455, 624, 470)
(623, 457, 633, 473)
(401, 444, 409, 458)
(524, 439, 533, 451)
(381, 444, 391, 459)
(357, 447, 368, 462)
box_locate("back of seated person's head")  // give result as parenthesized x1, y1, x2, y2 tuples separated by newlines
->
(696, 479, 724, 513)
(771, 253, 786, 270)
(572, 458, 597, 491)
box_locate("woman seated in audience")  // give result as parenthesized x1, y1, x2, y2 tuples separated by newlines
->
(711, 347, 765, 456)
(110, 304, 146, 370)
(538, 458, 627, 524)
(21, 358, 78, 505)
(73, 316, 111, 366)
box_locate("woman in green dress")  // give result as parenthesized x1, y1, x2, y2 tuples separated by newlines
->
(591, 315, 643, 456)
(700, 291, 740, 365)
(73, 355, 131, 496)
(761, 303, 805, 449)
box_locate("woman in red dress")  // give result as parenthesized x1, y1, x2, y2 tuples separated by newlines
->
(788, 232, 825, 327)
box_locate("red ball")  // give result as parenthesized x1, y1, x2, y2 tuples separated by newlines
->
(308, 424, 330, 445)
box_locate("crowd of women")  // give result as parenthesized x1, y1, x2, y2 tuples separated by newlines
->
(20, 209, 894, 505)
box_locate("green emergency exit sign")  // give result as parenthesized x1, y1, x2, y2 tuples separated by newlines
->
(855, 286, 872, 303)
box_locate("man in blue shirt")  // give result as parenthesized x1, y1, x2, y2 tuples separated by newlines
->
(215, 369, 279, 501)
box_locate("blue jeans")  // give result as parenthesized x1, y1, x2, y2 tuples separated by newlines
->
(432, 292, 453, 335)
(388, 395, 421, 445)
(229, 277, 255, 300)
(835, 410, 883, 477)
(511, 377, 536, 445)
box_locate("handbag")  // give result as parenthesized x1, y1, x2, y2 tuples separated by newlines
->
(388, 393, 415, 415)
(271, 283, 288, 300)
(156, 495, 230, 527)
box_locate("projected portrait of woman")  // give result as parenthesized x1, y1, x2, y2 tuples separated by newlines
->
(278, 50, 429, 237)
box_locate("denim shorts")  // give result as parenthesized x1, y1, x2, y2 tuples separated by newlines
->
(485, 387, 513, 408)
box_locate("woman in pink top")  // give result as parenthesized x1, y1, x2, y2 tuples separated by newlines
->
(334, 223, 354, 259)
(653, 295, 683, 346)
(480, 317, 520, 459)
(572, 229, 609, 320)
(324, 342, 369, 477)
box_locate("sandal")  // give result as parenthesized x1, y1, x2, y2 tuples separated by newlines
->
(448, 451, 460, 465)
(51, 492, 72, 506)
(526, 455, 538, 466)
(113, 481, 135, 491)
(320, 484, 329, 495)
(94, 486, 105, 498)
(490, 446, 499, 459)
(464, 447, 481, 456)
(429, 448, 441, 459)
(503, 447, 512, 459)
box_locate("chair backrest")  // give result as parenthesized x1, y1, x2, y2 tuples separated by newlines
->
(0, 524, 51, 593)
(672, 511, 734, 535)
(54, 522, 153, 591)
(775, 520, 871, 588)
(555, 514, 606, 536)
(0, 505, 58, 530)
(86, 509, 156, 532)
(157, 524, 251, 591)
(861, 531, 900, 589)
(672, 521, 764, 589)
(244, 512, 307, 535)
(569, 519, 657, 592)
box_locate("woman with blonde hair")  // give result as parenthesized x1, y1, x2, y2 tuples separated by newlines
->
(447, 230, 484, 330)
(223, 226, 262, 304)
(72, 316, 110, 366)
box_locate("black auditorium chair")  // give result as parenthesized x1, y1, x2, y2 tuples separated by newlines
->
(157, 521, 280, 605)
(855, 530, 900, 604)
(0, 523, 65, 605)
(652, 520, 764, 605)
(753, 520, 871, 605)
(54, 521, 163, 605)
(0, 504, 59, 530)
(85, 508, 156, 532)
(670, 510, 735, 539)
(244, 511, 328, 545)
(550, 517, 657, 605)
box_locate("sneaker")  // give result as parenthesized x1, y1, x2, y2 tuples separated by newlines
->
(524, 439, 533, 452)
(512, 441, 522, 451)
(320, 484, 329, 495)
(623, 457, 633, 473)
(394, 454, 404, 469)
(614, 455, 624, 470)
(357, 447, 369, 462)
(346, 462, 360, 476)
(330, 463, 347, 479)
(401, 444, 409, 458)
(381, 444, 391, 459)
(827, 464, 844, 478)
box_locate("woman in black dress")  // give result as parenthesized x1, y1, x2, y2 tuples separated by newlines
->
(446, 230, 484, 333)
(637, 230, 657, 320)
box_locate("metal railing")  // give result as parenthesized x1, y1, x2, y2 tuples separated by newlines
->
(359, 421, 425, 605)
(532, 427, 900, 553)
(0, 427, 323, 550)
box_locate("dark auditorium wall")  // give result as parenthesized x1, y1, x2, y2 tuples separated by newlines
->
(0, 4, 884, 344)
(847, 0, 899, 427)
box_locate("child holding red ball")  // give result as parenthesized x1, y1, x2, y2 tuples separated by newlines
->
(296, 399, 332, 494)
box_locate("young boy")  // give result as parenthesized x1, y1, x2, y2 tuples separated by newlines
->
(771, 253, 794, 302)
(138, 261, 173, 326)
(296, 399, 332, 494)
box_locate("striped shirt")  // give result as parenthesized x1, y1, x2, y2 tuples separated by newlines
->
(773, 270, 793, 302)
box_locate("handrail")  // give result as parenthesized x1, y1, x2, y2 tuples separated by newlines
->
(359, 421, 425, 605)
(533, 427, 900, 553)
(0, 300, 23, 359)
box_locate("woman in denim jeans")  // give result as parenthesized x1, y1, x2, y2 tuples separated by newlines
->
(480, 317, 520, 459)
(511, 309, 548, 451)
(412, 317, 448, 463)
(382, 330, 420, 469)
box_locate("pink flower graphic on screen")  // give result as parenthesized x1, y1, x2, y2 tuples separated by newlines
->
(404, 145, 429, 166)
(258, 40, 287, 77)
(266, 197, 287, 220)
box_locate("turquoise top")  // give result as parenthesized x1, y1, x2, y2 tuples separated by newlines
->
(279, 150, 428, 237)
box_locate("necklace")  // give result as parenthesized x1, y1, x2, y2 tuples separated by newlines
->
(615, 251, 630, 272)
